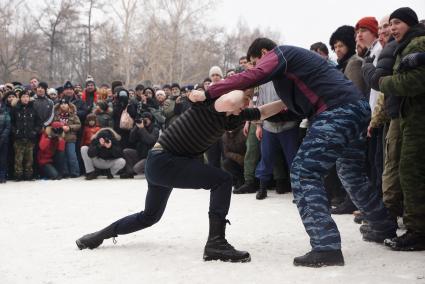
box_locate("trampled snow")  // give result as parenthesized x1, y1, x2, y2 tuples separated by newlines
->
(1, 178, 424, 284)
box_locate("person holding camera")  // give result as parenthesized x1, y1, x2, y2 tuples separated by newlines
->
(81, 127, 125, 180)
(121, 112, 159, 179)
(37, 121, 66, 180)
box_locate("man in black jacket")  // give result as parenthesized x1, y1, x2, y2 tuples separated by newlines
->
(121, 112, 160, 178)
(80, 128, 126, 180)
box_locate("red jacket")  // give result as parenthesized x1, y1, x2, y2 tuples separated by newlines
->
(37, 132, 66, 166)
(81, 126, 101, 146)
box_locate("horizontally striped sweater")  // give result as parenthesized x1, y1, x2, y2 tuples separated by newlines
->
(158, 101, 260, 157)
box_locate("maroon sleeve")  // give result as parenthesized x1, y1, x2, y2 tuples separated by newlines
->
(206, 49, 285, 99)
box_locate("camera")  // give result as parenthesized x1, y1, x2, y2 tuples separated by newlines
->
(51, 127, 63, 135)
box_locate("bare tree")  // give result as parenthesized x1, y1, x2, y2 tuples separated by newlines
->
(35, 0, 80, 83)
(0, 0, 37, 82)
(82, 0, 106, 77)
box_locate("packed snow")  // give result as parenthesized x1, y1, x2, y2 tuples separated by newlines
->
(1, 177, 424, 284)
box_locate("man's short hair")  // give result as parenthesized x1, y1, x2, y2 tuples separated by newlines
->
(239, 56, 247, 62)
(247, 38, 277, 61)
(310, 42, 329, 56)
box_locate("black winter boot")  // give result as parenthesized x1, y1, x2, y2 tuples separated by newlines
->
(106, 169, 114, 179)
(384, 231, 425, 251)
(233, 180, 258, 194)
(120, 172, 134, 179)
(85, 171, 99, 180)
(275, 179, 291, 194)
(330, 196, 357, 215)
(203, 217, 251, 263)
(293, 250, 344, 267)
(256, 182, 267, 200)
(76, 223, 118, 250)
(361, 217, 397, 243)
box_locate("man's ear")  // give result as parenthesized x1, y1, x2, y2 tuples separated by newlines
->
(261, 48, 269, 56)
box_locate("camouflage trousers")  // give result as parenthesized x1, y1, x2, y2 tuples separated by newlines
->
(291, 100, 390, 251)
(14, 139, 34, 177)
(400, 113, 425, 234)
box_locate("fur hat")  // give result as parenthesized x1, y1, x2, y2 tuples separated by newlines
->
(355, 17, 379, 37)
(209, 66, 223, 78)
(329, 25, 356, 52)
(47, 88, 58, 96)
(389, 7, 419, 27)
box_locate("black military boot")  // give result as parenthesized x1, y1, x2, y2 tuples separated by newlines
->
(293, 250, 344, 267)
(203, 217, 251, 263)
(275, 179, 291, 194)
(384, 231, 425, 251)
(361, 217, 397, 243)
(233, 180, 258, 194)
(256, 182, 267, 200)
(330, 196, 357, 215)
(76, 223, 118, 250)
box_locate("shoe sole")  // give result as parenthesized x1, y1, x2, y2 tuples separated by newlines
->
(203, 255, 251, 263)
(293, 261, 344, 268)
(384, 240, 425, 251)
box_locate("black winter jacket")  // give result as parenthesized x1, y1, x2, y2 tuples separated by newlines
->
(87, 128, 123, 160)
(11, 101, 41, 141)
(362, 39, 401, 118)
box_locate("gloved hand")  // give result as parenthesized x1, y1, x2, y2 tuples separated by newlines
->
(398, 52, 425, 71)
(364, 55, 375, 64)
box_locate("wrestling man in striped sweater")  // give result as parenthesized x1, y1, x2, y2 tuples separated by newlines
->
(76, 90, 285, 263)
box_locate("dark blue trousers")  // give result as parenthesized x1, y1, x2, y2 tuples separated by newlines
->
(113, 149, 233, 235)
(255, 127, 299, 183)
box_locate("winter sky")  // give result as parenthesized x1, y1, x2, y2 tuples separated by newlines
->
(211, 0, 425, 49)
(30, 0, 425, 50)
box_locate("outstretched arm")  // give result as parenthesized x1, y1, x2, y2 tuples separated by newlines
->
(258, 100, 286, 120)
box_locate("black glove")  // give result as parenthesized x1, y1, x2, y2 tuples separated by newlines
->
(364, 55, 375, 64)
(398, 52, 425, 71)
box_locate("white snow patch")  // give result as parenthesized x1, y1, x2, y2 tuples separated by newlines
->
(1, 178, 424, 284)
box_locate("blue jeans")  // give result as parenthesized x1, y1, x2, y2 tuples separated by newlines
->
(40, 152, 65, 179)
(291, 100, 391, 251)
(63, 142, 80, 177)
(255, 127, 299, 183)
(112, 149, 233, 235)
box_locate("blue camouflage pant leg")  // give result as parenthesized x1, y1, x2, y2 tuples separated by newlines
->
(291, 100, 389, 251)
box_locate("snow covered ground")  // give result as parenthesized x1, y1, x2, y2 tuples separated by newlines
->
(1, 177, 424, 284)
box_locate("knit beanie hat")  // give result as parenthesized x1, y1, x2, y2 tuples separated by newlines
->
(209, 66, 223, 78)
(355, 17, 379, 37)
(64, 80, 74, 90)
(85, 75, 95, 87)
(389, 7, 419, 27)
